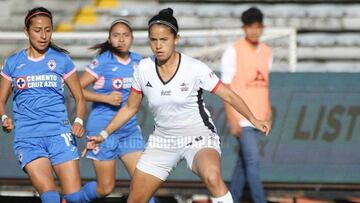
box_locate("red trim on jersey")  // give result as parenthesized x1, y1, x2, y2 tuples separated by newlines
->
(1, 72, 12, 81)
(63, 68, 76, 80)
(210, 80, 221, 93)
(131, 87, 142, 94)
(85, 68, 99, 79)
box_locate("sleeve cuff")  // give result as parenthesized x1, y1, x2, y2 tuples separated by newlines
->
(131, 87, 142, 94)
(85, 68, 99, 79)
(63, 68, 76, 80)
(1, 72, 12, 81)
(210, 80, 221, 94)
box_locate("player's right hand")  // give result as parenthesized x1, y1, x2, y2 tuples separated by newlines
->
(106, 91, 122, 106)
(2, 117, 14, 133)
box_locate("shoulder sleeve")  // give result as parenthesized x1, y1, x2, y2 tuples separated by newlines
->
(198, 61, 220, 93)
(131, 62, 143, 94)
(1, 58, 13, 81)
(63, 55, 76, 80)
(220, 45, 236, 84)
(85, 57, 102, 79)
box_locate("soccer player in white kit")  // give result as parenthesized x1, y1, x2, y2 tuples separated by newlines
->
(85, 8, 271, 203)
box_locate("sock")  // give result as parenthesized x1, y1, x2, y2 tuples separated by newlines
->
(149, 196, 156, 203)
(81, 181, 100, 202)
(64, 191, 83, 203)
(211, 191, 233, 203)
(41, 191, 61, 203)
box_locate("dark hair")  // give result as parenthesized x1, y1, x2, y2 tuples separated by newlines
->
(241, 7, 263, 25)
(148, 8, 178, 36)
(25, 7, 69, 54)
(90, 19, 133, 55)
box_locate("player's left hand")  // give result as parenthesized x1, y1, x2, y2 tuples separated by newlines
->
(81, 135, 104, 157)
(86, 135, 105, 146)
(71, 123, 84, 138)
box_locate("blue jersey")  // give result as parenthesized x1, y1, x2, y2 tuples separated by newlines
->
(1, 48, 75, 138)
(85, 51, 142, 134)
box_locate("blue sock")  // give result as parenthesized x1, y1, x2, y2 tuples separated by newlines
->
(41, 191, 60, 203)
(64, 191, 83, 203)
(81, 181, 100, 202)
(149, 196, 156, 203)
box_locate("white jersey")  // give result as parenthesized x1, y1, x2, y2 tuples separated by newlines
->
(131, 53, 221, 134)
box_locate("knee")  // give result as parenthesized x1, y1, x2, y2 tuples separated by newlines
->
(127, 187, 148, 203)
(97, 179, 115, 197)
(203, 169, 223, 188)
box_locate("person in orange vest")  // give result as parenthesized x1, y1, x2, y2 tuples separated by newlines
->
(220, 7, 273, 203)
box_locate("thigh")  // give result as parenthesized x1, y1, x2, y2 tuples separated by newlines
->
(182, 132, 221, 170)
(191, 148, 222, 177)
(128, 169, 163, 203)
(25, 157, 57, 194)
(120, 151, 142, 177)
(93, 159, 116, 185)
(53, 159, 81, 194)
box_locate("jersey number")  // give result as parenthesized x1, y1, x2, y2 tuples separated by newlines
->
(61, 133, 74, 147)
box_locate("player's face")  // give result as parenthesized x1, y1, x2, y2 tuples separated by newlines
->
(25, 16, 52, 53)
(243, 22, 263, 44)
(109, 23, 133, 53)
(149, 24, 179, 62)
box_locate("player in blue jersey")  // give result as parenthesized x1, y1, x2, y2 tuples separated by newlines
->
(0, 7, 98, 203)
(79, 19, 155, 203)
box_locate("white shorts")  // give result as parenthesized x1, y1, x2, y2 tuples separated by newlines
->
(136, 128, 221, 181)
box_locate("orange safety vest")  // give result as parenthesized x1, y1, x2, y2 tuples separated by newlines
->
(229, 39, 272, 122)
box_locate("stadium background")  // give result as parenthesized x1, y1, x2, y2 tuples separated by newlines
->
(0, 0, 360, 202)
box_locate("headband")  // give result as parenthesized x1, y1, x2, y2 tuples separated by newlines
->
(110, 19, 132, 30)
(148, 20, 178, 33)
(25, 11, 51, 25)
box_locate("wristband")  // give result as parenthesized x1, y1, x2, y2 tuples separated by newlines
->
(74, 117, 83, 126)
(1, 114, 8, 122)
(100, 130, 109, 140)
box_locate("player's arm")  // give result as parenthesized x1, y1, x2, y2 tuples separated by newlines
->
(65, 72, 86, 137)
(0, 75, 14, 133)
(86, 90, 143, 147)
(222, 83, 242, 137)
(104, 90, 142, 135)
(79, 71, 121, 106)
(219, 45, 242, 136)
(214, 82, 271, 135)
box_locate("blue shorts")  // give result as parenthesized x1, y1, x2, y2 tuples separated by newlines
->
(13, 133, 79, 170)
(86, 127, 145, 161)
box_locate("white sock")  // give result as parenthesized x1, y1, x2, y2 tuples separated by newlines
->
(211, 191, 233, 203)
